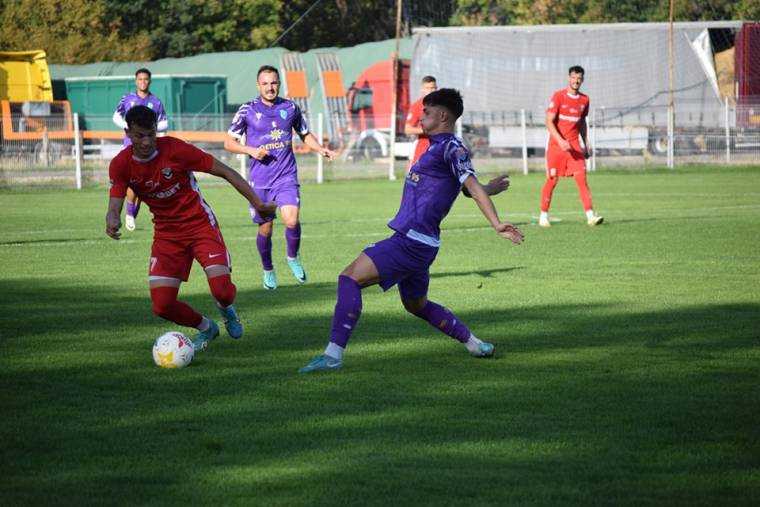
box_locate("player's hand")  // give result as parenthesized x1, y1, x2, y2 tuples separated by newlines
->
(486, 174, 510, 195)
(583, 149, 591, 159)
(321, 148, 337, 161)
(257, 201, 278, 216)
(249, 147, 269, 160)
(494, 222, 523, 245)
(105, 212, 121, 240)
(558, 139, 571, 152)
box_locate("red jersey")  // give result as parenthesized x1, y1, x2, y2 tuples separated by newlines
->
(406, 98, 430, 165)
(109, 136, 218, 239)
(546, 89, 589, 146)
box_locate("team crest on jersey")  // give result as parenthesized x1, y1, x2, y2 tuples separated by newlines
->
(279, 109, 288, 120)
(161, 168, 173, 179)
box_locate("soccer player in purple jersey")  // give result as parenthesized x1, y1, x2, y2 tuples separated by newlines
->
(112, 68, 169, 232)
(300, 89, 524, 373)
(224, 65, 336, 290)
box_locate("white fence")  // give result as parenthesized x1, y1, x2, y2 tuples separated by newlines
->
(1, 104, 758, 188)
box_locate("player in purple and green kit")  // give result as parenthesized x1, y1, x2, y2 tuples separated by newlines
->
(225, 65, 335, 290)
(300, 88, 524, 373)
(112, 68, 168, 232)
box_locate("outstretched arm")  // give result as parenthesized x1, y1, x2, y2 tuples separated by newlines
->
(462, 176, 523, 245)
(105, 197, 125, 240)
(299, 132, 336, 160)
(462, 174, 510, 198)
(206, 158, 276, 215)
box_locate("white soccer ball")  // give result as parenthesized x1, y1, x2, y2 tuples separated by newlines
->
(152, 331, 194, 369)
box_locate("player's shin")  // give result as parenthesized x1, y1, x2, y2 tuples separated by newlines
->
(285, 224, 301, 259)
(411, 300, 470, 343)
(150, 286, 203, 328)
(256, 234, 274, 270)
(327, 275, 363, 357)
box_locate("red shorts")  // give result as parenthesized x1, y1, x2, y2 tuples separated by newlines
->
(546, 144, 586, 178)
(149, 227, 230, 282)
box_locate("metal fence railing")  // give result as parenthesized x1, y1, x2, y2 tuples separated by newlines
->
(2, 104, 758, 188)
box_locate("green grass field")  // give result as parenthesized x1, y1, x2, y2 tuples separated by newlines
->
(2, 166, 759, 505)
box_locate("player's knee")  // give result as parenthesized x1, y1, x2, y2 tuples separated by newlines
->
(402, 297, 427, 315)
(258, 223, 273, 237)
(283, 218, 299, 229)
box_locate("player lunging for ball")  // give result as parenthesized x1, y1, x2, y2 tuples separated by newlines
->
(106, 106, 276, 351)
(300, 88, 523, 373)
(540, 65, 603, 227)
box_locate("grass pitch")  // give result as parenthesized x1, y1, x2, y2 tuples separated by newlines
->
(1, 166, 759, 505)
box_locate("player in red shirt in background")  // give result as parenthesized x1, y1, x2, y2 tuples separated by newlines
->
(105, 106, 276, 352)
(405, 75, 438, 169)
(540, 66, 603, 227)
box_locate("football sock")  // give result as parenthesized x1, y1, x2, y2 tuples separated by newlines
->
(285, 224, 301, 259)
(329, 275, 362, 348)
(574, 171, 593, 211)
(256, 233, 274, 271)
(465, 334, 484, 354)
(207, 273, 237, 307)
(325, 342, 345, 360)
(150, 286, 203, 328)
(586, 209, 596, 220)
(126, 200, 137, 218)
(540, 211, 549, 221)
(540, 177, 558, 212)
(412, 300, 471, 343)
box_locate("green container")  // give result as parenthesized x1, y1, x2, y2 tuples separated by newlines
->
(64, 75, 227, 131)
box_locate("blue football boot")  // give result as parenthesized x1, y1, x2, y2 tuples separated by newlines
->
(287, 256, 307, 284)
(191, 319, 219, 352)
(299, 354, 342, 373)
(263, 270, 277, 290)
(470, 341, 495, 358)
(218, 304, 243, 339)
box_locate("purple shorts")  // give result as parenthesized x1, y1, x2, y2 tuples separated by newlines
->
(363, 232, 439, 300)
(249, 185, 300, 224)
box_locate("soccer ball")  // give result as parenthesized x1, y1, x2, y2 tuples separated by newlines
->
(152, 331, 194, 369)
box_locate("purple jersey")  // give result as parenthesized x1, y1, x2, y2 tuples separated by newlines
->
(114, 92, 168, 146)
(387, 133, 475, 247)
(227, 97, 308, 189)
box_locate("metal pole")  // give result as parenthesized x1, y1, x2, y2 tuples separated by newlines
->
(591, 107, 597, 172)
(667, 0, 674, 169)
(73, 113, 82, 189)
(317, 113, 324, 184)
(725, 97, 731, 163)
(388, 0, 402, 181)
(520, 109, 528, 175)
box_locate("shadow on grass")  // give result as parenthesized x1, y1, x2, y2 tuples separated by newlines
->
(1, 277, 759, 504)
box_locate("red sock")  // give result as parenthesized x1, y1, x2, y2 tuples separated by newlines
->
(540, 177, 558, 212)
(207, 274, 236, 307)
(574, 171, 593, 211)
(150, 286, 202, 327)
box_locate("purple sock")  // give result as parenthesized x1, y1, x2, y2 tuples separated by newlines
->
(412, 300, 471, 343)
(126, 201, 138, 218)
(285, 224, 301, 258)
(329, 275, 362, 348)
(256, 234, 274, 271)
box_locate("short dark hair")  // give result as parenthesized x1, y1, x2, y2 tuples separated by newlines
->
(125, 105, 157, 130)
(135, 68, 152, 78)
(257, 65, 279, 79)
(422, 88, 463, 120)
(421, 75, 436, 84)
(569, 65, 585, 76)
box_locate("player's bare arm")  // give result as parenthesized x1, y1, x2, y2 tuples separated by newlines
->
(223, 134, 269, 160)
(300, 132, 336, 160)
(546, 112, 571, 152)
(206, 158, 276, 215)
(105, 197, 125, 240)
(462, 174, 510, 198)
(463, 176, 524, 245)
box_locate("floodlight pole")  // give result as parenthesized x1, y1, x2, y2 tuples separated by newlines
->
(667, 0, 675, 169)
(388, 0, 402, 181)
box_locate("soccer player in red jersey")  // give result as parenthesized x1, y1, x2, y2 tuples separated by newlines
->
(540, 66, 603, 227)
(405, 75, 438, 169)
(105, 106, 276, 352)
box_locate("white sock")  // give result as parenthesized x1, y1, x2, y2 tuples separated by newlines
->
(287, 256, 297, 261)
(464, 334, 484, 354)
(325, 342, 344, 360)
(586, 209, 595, 219)
(197, 316, 210, 332)
(540, 211, 549, 221)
